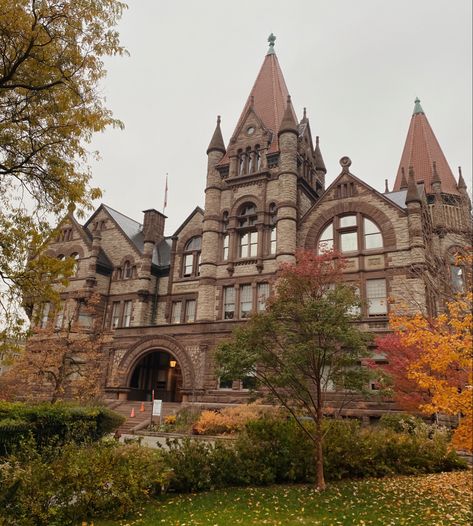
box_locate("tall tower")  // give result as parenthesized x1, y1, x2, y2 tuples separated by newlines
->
(196, 35, 325, 322)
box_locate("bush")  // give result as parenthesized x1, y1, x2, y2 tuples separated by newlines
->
(0, 439, 169, 526)
(0, 402, 124, 455)
(163, 416, 467, 493)
(193, 404, 275, 435)
(378, 413, 426, 434)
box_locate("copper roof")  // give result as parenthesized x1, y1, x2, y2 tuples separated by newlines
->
(393, 99, 459, 195)
(219, 50, 297, 164)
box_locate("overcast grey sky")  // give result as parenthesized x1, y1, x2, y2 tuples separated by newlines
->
(89, 0, 472, 235)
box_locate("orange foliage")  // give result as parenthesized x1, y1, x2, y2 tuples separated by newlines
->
(387, 290, 472, 452)
(193, 404, 275, 435)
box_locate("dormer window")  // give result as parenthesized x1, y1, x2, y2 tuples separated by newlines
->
(182, 236, 201, 277)
(122, 261, 133, 279)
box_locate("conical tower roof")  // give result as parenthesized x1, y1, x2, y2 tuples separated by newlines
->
(207, 116, 226, 155)
(393, 98, 459, 195)
(220, 35, 297, 164)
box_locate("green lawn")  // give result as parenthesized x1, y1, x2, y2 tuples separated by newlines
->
(97, 471, 472, 526)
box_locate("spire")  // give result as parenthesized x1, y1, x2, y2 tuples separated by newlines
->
(394, 98, 459, 195)
(457, 167, 467, 190)
(405, 167, 421, 204)
(400, 167, 408, 189)
(278, 95, 298, 135)
(413, 97, 424, 115)
(219, 36, 297, 165)
(314, 136, 327, 174)
(206, 115, 226, 155)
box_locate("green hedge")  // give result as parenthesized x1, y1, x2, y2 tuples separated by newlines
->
(163, 416, 467, 492)
(0, 440, 168, 526)
(0, 402, 124, 455)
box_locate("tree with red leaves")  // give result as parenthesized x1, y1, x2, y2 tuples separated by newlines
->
(216, 250, 376, 490)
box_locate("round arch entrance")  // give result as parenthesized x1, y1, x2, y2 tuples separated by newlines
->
(128, 350, 183, 402)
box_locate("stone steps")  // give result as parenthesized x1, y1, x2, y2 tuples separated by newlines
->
(109, 401, 182, 435)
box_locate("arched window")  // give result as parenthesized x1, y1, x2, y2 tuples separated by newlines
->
(70, 252, 80, 276)
(182, 236, 202, 277)
(450, 254, 465, 292)
(238, 203, 258, 258)
(122, 260, 133, 279)
(317, 214, 383, 254)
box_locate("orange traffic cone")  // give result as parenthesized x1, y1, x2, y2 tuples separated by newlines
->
(130, 407, 135, 418)
(140, 402, 145, 412)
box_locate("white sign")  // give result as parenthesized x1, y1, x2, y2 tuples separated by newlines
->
(152, 399, 162, 416)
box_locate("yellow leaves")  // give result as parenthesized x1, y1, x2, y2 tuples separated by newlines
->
(390, 291, 473, 452)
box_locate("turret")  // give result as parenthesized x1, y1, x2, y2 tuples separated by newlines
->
(276, 95, 299, 265)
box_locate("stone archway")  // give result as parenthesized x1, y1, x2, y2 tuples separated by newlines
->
(115, 335, 195, 400)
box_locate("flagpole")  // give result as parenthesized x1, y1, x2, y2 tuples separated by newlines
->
(163, 173, 168, 214)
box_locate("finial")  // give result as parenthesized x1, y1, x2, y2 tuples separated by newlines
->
(287, 94, 291, 104)
(217, 115, 221, 124)
(408, 165, 415, 178)
(340, 156, 352, 171)
(267, 33, 276, 55)
(413, 97, 424, 115)
(457, 166, 467, 189)
(316, 135, 319, 146)
(303, 107, 307, 119)
(432, 161, 441, 185)
(385, 179, 390, 193)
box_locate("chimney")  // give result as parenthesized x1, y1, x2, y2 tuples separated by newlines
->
(142, 209, 166, 244)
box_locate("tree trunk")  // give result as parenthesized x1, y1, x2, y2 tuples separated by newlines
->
(315, 417, 326, 490)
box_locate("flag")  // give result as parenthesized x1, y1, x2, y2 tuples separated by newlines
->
(163, 173, 168, 213)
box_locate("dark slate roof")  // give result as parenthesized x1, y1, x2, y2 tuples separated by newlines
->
(383, 190, 408, 209)
(103, 205, 144, 252)
(152, 237, 172, 267)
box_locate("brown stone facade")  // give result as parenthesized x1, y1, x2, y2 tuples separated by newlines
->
(25, 48, 471, 416)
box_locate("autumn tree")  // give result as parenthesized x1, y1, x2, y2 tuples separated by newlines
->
(216, 250, 377, 490)
(0, 0, 127, 332)
(0, 293, 111, 403)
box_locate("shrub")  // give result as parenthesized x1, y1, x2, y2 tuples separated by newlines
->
(0, 439, 169, 526)
(192, 404, 274, 435)
(0, 402, 124, 455)
(378, 413, 426, 434)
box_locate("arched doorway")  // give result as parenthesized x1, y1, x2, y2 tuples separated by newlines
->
(128, 350, 183, 402)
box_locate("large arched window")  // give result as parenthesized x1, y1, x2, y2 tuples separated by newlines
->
(317, 214, 383, 254)
(182, 236, 201, 277)
(238, 203, 258, 258)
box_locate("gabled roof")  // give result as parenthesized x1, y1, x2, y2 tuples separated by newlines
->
(219, 42, 297, 164)
(393, 98, 459, 195)
(173, 206, 204, 237)
(85, 204, 144, 255)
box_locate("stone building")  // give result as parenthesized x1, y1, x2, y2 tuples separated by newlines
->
(35, 38, 470, 415)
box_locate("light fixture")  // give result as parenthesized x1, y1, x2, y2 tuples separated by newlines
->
(169, 359, 177, 368)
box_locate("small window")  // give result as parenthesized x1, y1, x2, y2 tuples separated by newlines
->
(219, 377, 233, 390)
(242, 369, 257, 390)
(339, 215, 357, 228)
(223, 286, 235, 319)
(39, 302, 51, 328)
(223, 234, 229, 261)
(171, 302, 182, 324)
(182, 237, 202, 277)
(340, 231, 358, 252)
(239, 284, 252, 318)
(123, 261, 133, 279)
(70, 252, 79, 276)
(111, 302, 121, 328)
(78, 300, 92, 328)
(185, 300, 196, 323)
(123, 300, 132, 327)
(257, 283, 269, 312)
(366, 279, 387, 316)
